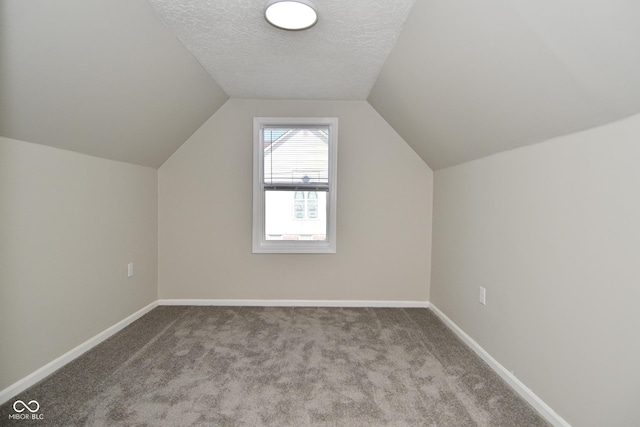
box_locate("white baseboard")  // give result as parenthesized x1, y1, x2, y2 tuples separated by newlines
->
(158, 299, 430, 308)
(0, 301, 158, 405)
(429, 304, 571, 427)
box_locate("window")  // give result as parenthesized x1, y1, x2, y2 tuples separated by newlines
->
(253, 117, 338, 253)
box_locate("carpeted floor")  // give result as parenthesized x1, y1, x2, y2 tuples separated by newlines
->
(1, 306, 550, 426)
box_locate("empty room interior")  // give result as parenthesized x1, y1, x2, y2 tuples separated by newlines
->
(1, 0, 639, 426)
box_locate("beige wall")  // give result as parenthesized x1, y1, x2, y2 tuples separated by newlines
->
(431, 114, 640, 426)
(0, 137, 158, 391)
(159, 99, 432, 301)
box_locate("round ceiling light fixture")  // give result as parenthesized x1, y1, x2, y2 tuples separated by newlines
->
(264, 0, 318, 31)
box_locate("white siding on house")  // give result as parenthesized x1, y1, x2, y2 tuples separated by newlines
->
(264, 128, 329, 185)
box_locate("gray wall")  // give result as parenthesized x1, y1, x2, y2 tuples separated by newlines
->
(158, 99, 433, 302)
(0, 137, 158, 391)
(431, 114, 640, 427)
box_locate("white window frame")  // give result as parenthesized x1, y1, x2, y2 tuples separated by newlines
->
(252, 117, 338, 254)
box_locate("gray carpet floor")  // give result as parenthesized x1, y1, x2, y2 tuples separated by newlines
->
(1, 306, 550, 426)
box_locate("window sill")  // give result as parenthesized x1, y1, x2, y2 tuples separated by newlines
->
(252, 241, 336, 254)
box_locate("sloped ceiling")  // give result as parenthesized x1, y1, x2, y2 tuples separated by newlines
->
(369, 0, 640, 169)
(3, 0, 640, 169)
(0, 0, 228, 168)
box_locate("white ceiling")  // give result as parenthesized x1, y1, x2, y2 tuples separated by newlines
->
(145, 0, 416, 100)
(3, 0, 640, 170)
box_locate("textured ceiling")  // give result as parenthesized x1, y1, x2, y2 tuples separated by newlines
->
(145, 0, 416, 100)
(369, 0, 640, 169)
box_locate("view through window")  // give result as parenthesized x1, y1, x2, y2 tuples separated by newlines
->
(263, 126, 328, 241)
(253, 118, 337, 253)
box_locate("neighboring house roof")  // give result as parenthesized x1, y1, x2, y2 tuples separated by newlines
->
(264, 128, 329, 186)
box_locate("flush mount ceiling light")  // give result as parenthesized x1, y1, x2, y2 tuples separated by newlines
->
(265, 0, 318, 31)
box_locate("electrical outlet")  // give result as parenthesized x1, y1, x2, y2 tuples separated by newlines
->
(479, 287, 486, 305)
(127, 262, 134, 278)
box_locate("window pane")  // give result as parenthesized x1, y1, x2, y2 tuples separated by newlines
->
(263, 127, 329, 185)
(265, 190, 327, 241)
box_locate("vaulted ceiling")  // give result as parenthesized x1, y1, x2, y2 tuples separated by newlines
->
(2, 0, 640, 169)
(369, 0, 640, 169)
